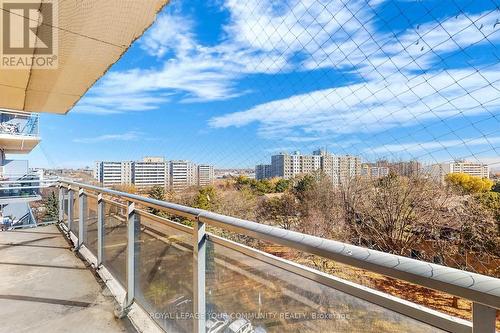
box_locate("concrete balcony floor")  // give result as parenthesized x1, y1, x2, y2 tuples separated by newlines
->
(0, 225, 135, 333)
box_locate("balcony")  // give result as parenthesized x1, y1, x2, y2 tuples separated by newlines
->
(0, 224, 134, 332)
(0, 175, 57, 204)
(1, 179, 481, 332)
(0, 110, 40, 154)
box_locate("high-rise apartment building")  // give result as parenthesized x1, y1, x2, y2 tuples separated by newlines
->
(425, 161, 490, 182)
(315, 150, 361, 186)
(260, 150, 361, 185)
(133, 157, 169, 188)
(375, 160, 421, 177)
(197, 165, 215, 186)
(361, 163, 390, 179)
(255, 164, 272, 180)
(271, 151, 322, 179)
(95, 158, 213, 190)
(170, 160, 197, 191)
(95, 161, 133, 187)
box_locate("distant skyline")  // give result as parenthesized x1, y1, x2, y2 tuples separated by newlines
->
(20, 0, 500, 170)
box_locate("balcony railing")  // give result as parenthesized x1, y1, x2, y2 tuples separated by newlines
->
(0, 176, 57, 201)
(0, 109, 39, 137)
(58, 179, 500, 333)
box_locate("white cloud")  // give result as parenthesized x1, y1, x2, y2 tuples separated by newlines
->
(73, 131, 142, 144)
(140, 13, 196, 58)
(210, 66, 500, 136)
(208, 1, 500, 144)
(78, 8, 293, 114)
(368, 136, 500, 154)
(75, 93, 171, 114)
(79, 0, 500, 148)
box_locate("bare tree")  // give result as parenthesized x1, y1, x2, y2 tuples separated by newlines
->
(340, 175, 451, 256)
(257, 192, 300, 230)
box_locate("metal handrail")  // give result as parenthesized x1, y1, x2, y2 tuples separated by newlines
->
(60, 179, 500, 311)
(0, 179, 57, 185)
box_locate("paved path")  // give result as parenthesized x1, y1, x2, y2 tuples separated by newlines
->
(0, 225, 135, 333)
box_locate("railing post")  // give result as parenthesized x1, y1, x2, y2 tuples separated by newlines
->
(78, 189, 86, 248)
(472, 303, 496, 333)
(126, 201, 138, 307)
(58, 185, 63, 222)
(97, 193, 104, 266)
(67, 186, 73, 233)
(193, 215, 206, 333)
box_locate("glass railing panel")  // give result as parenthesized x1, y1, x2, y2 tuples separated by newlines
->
(103, 200, 127, 287)
(62, 189, 68, 224)
(70, 193, 79, 236)
(0, 183, 40, 198)
(135, 212, 194, 333)
(205, 239, 446, 333)
(85, 195, 98, 257)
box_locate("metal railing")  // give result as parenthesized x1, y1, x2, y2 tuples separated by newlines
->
(0, 109, 39, 137)
(0, 177, 56, 200)
(58, 179, 499, 333)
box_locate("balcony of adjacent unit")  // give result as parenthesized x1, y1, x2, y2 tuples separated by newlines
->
(0, 172, 57, 230)
(0, 109, 40, 154)
(0, 173, 56, 204)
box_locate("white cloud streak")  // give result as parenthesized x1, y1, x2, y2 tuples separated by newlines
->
(368, 136, 500, 154)
(73, 131, 141, 144)
(211, 66, 500, 135)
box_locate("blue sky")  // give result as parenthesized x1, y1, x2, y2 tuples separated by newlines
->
(24, 0, 500, 169)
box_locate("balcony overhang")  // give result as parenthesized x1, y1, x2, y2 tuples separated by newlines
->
(0, 134, 41, 153)
(0, 0, 169, 115)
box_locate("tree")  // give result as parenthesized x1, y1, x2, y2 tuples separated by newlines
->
(293, 174, 316, 199)
(274, 178, 291, 193)
(253, 179, 274, 194)
(340, 175, 450, 256)
(44, 191, 59, 221)
(194, 186, 218, 210)
(475, 191, 500, 225)
(112, 184, 137, 194)
(234, 176, 274, 195)
(148, 185, 166, 216)
(257, 192, 300, 230)
(295, 174, 343, 238)
(445, 173, 493, 194)
(234, 175, 251, 189)
(492, 181, 500, 193)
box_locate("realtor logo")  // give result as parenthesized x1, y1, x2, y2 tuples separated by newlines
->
(1, 0, 58, 68)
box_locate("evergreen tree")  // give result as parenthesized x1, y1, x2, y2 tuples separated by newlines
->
(194, 186, 217, 210)
(44, 191, 59, 221)
(148, 185, 166, 216)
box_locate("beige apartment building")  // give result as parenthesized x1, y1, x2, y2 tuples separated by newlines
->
(95, 161, 133, 187)
(361, 163, 390, 179)
(318, 151, 361, 186)
(169, 160, 197, 191)
(261, 150, 361, 185)
(133, 157, 169, 188)
(425, 161, 490, 182)
(197, 165, 215, 186)
(95, 158, 214, 190)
